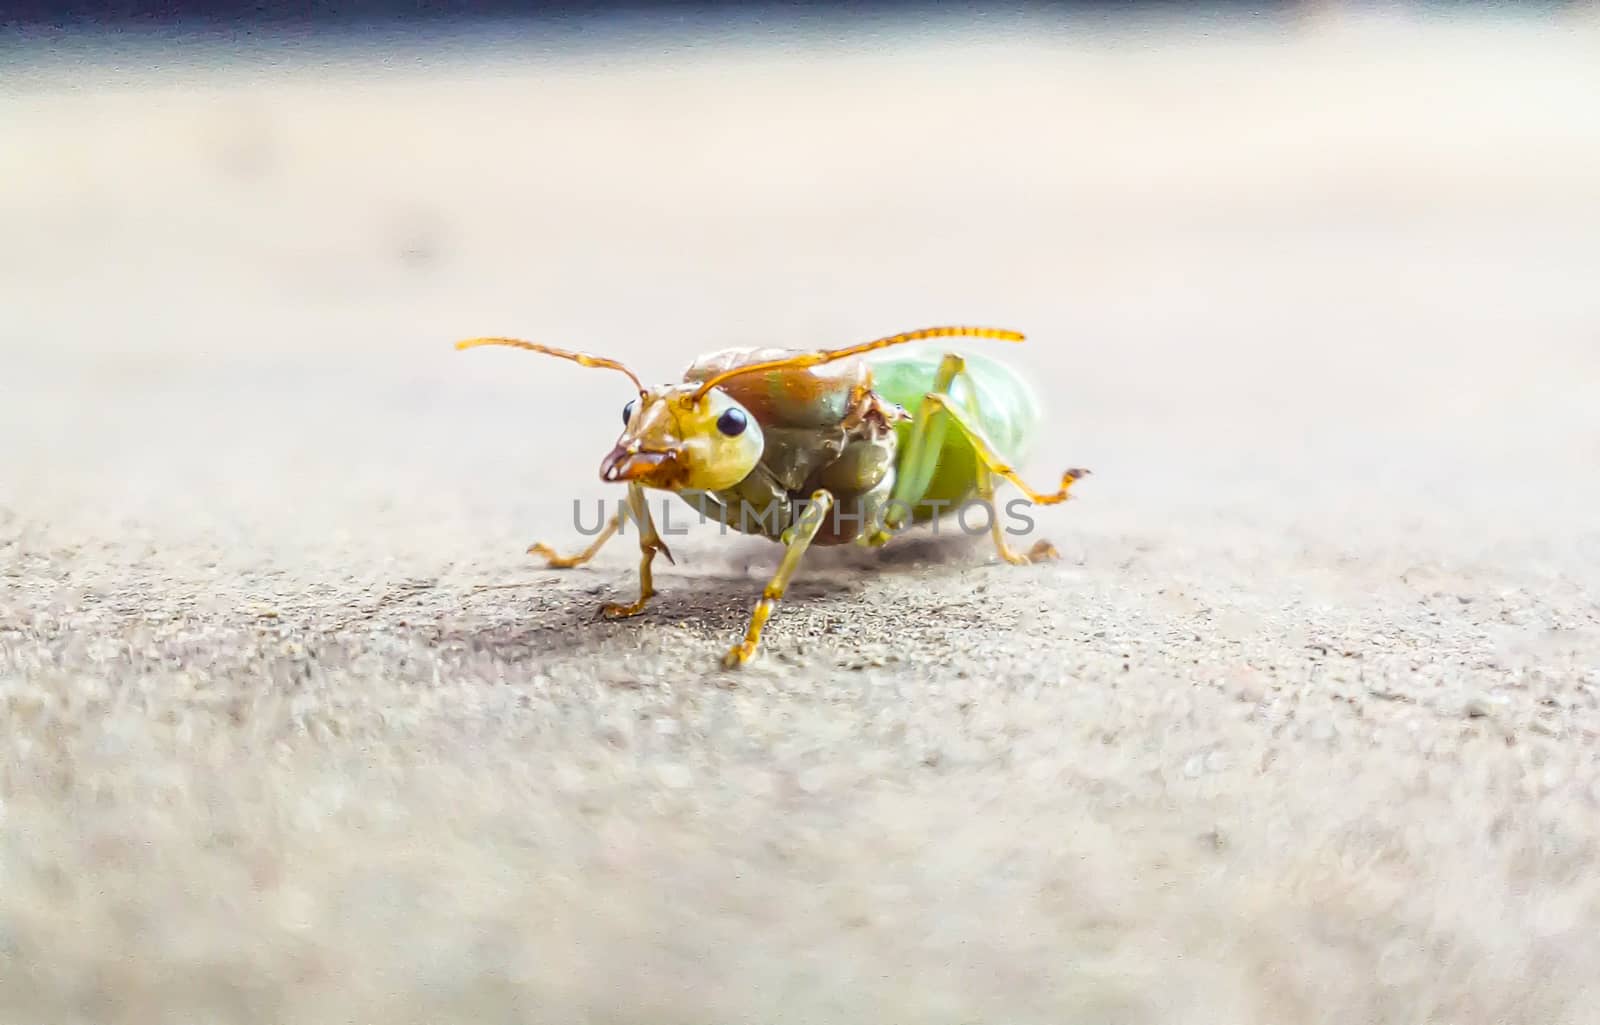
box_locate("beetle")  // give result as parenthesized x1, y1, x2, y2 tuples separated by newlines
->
(456, 325, 1089, 668)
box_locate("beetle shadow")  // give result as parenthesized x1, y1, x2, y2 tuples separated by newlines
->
(720, 525, 1009, 574)
(422, 521, 1045, 664)
(427, 568, 875, 663)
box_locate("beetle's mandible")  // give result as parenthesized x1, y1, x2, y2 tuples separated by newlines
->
(455, 325, 1090, 668)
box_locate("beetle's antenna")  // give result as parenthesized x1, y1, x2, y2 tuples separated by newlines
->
(455, 337, 646, 394)
(688, 325, 1024, 403)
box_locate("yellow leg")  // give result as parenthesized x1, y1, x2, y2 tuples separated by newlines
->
(528, 506, 623, 568)
(977, 463, 1060, 565)
(883, 354, 965, 527)
(920, 391, 1088, 564)
(601, 483, 674, 620)
(924, 392, 1087, 506)
(722, 489, 833, 668)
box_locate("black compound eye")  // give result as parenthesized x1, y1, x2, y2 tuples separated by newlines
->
(622, 398, 638, 425)
(716, 408, 748, 437)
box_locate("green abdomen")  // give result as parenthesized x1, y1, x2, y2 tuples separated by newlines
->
(865, 348, 1044, 519)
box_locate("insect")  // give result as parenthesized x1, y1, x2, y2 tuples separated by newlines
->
(456, 325, 1089, 668)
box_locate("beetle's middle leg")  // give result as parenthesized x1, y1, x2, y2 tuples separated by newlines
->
(856, 352, 963, 547)
(722, 489, 833, 668)
(600, 482, 674, 620)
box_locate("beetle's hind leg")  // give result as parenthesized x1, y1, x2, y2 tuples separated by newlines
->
(723, 489, 833, 668)
(925, 389, 1088, 563)
(924, 390, 1087, 507)
(976, 463, 1059, 565)
(881, 352, 1086, 560)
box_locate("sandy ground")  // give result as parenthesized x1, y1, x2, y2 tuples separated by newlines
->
(4, 7, 1600, 1023)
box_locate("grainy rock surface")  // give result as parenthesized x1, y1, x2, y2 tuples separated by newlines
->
(3, 9, 1600, 1023)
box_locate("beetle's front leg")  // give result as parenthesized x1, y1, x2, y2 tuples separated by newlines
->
(527, 505, 624, 568)
(722, 489, 833, 668)
(600, 482, 674, 620)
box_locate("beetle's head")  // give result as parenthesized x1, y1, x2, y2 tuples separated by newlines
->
(452, 337, 764, 493)
(603, 384, 764, 492)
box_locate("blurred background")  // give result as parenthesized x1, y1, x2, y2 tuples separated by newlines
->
(5, 0, 1597, 565)
(4, 2, 1600, 1023)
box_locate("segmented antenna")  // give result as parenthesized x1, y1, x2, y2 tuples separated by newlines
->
(455, 337, 646, 394)
(688, 325, 1025, 403)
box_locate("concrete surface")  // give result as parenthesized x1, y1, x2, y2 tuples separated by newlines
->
(3, 8, 1600, 1023)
